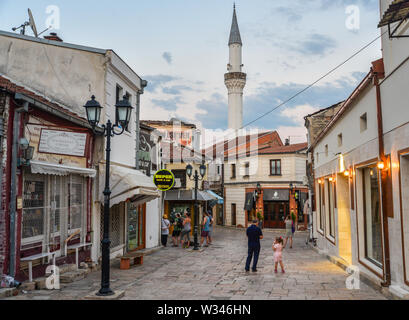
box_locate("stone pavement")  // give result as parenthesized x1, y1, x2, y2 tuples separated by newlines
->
(4, 226, 387, 300)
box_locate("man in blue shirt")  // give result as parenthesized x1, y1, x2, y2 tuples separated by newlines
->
(245, 220, 264, 272)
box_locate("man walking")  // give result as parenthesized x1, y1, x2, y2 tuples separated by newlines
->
(245, 219, 263, 273)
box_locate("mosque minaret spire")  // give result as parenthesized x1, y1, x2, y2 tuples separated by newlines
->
(225, 3, 246, 131)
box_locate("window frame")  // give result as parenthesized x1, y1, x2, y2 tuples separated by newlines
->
(270, 159, 282, 176)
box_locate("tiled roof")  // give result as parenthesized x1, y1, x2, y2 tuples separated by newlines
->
(141, 120, 196, 129)
(379, 0, 409, 27)
(0, 75, 87, 124)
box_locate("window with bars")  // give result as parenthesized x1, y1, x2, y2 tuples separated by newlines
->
(22, 177, 45, 240)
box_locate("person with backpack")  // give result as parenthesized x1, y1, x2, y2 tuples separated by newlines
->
(172, 213, 183, 247)
(207, 210, 214, 245)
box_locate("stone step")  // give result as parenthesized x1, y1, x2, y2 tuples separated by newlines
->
(58, 264, 78, 274)
(0, 287, 19, 298)
(59, 269, 87, 284)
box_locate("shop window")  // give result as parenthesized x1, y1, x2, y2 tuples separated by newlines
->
(327, 179, 336, 239)
(127, 203, 145, 251)
(68, 177, 84, 232)
(270, 159, 281, 176)
(22, 176, 46, 240)
(318, 181, 325, 233)
(359, 165, 383, 267)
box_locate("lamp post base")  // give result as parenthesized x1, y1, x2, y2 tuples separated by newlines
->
(96, 287, 115, 296)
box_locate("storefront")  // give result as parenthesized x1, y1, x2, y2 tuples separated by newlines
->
(263, 189, 290, 229)
(96, 163, 159, 258)
(18, 113, 96, 281)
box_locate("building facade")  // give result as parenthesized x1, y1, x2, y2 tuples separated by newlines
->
(0, 30, 159, 281)
(305, 0, 409, 298)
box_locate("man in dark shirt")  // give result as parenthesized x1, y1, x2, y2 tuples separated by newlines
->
(245, 219, 264, 272)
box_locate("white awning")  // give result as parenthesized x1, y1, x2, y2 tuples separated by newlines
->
(98, 163, 159, 208)
(30, 160, 96, 178)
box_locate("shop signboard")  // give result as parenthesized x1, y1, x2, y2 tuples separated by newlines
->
(153, 169, 175, 191)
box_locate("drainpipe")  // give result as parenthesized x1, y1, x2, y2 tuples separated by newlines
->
(373, 61, 391, 287)
(9, 99, 28, 277)
(135, 91, 141, 170)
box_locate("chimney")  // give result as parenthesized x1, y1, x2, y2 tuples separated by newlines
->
(285, 138, 290, 146)
(44, 32, 63, 42)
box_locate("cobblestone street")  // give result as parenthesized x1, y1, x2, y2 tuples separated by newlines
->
(5, 227, 387, 300)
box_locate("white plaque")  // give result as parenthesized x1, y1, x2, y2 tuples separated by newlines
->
(38, 129, 87, 157)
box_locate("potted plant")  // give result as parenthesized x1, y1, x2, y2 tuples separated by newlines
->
(257, 211, 263, 229)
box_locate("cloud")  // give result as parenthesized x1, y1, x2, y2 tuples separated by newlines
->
(162, 85, 195, 95)
(162, 52, 172, 65)
(292, 33, 337, 56)
(280, 104, 320, 126)
(195, 93, 228, 130)
(144, 74, 179, 92)
(151, 96, 183, 111)
(276, 6, 303, 22)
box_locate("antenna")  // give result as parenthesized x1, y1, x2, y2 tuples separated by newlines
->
(28, 8, 38, 37)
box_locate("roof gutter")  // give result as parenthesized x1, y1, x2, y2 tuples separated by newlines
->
(372, 59, 392, 288)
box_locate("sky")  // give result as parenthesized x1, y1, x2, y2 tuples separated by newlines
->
(0, 0, 382, 146)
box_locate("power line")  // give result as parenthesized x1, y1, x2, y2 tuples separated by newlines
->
(240, 30, 388, 130)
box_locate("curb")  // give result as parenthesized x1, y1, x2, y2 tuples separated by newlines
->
(310, 245, 400, 300)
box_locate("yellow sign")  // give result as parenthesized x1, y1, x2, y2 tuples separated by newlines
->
(153, 170, 175, 191)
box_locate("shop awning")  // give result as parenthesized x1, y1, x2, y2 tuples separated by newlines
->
(263, 189, 290, 202)
(244, 193, 255, 211)
(378, 0, 409, 27)
(164, 190, 216, 202)
(207, 190, 224, 204)
(98, 164, 159, 208)
(30, 160, 97, 178)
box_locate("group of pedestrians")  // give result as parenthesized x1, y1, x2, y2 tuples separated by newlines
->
(161, 210, 214, 248)
(245, 214, 296, 273)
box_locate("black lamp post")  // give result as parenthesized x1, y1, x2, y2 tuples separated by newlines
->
(84, 95, 133, 296)
(186, 163, 206, 250)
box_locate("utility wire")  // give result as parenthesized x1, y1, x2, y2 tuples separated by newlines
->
(239, 30, 388, 130)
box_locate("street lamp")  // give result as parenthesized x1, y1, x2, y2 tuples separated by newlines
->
(84, 95, 133, 296)
(186, 163, 207, 250)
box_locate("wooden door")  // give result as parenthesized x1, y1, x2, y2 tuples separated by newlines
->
(231, 204, 237, 226)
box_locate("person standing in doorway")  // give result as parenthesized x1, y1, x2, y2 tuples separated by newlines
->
(200, 211, 211, 247)
(245, 219, 263, 273)
(161, 215, 170, 247)
(283, 215, 293, 249)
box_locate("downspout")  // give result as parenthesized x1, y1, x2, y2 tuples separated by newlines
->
(373, 61, 391, 287)
(135, 80, 148, 171)
(9, 99, 28, 277)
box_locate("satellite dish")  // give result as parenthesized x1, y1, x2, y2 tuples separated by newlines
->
(28, 8, 38, 37)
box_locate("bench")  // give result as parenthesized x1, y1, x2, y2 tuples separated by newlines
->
(21, 252, 56, 283)
(66, 243, 92, 270)
(120, 252, 144, 270)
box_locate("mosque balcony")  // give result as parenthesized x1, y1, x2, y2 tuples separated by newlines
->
(224, 72, 247, 81)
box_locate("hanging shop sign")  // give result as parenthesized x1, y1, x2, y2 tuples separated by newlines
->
(38, 129, 87, 157)
(153, 169, 175, 191)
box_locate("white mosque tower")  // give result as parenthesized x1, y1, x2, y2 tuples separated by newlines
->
(225, 4, 246, 131)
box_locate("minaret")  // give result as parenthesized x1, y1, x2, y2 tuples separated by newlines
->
(225, 4, 246, 131)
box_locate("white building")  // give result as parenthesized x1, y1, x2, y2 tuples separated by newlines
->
(0, 30, 159, 280)
(305, 0, 409, 299)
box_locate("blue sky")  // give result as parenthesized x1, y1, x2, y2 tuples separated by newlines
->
(0, 0, 382, 144)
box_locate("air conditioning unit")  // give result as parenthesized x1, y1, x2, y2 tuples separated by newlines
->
(174, 178, 182, 188)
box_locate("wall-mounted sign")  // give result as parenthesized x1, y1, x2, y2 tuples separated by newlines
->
(38, 129, 87, 157)
(153, 170, 175, 191)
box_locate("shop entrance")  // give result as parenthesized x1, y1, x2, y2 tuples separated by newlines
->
(263, 201, 288, 229)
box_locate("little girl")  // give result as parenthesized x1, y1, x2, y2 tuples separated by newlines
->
(273, 237, 285, 273)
